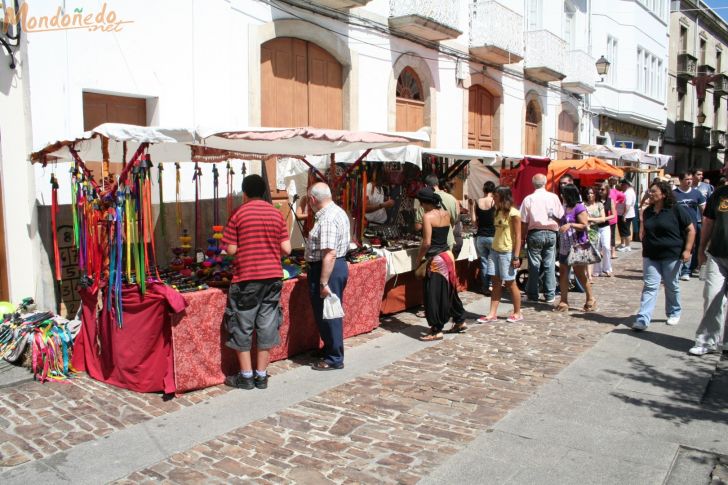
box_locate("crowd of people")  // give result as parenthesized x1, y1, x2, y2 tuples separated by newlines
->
(218, 161, 728, 390)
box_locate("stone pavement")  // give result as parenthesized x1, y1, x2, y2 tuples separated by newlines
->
(0, 246, 723, 483)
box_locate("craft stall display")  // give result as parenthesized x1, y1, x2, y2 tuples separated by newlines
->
(0, 298, 79, 383)
(31, 124, 428, 395)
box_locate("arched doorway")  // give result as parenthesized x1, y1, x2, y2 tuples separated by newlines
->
(557, 110, 578, 159)
(395, 67, 425, 132)
(468, 85, 495, 150)
(261, 37, 343, 128)
(525, 99, 542, 155)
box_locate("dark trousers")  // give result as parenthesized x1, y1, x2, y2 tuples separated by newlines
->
(423, 272, 465, 332)
(308, 258, 348, 366)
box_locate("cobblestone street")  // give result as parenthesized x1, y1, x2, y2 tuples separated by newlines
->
(0, 250, 649, 483)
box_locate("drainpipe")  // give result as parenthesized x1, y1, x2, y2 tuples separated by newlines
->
(587, 0, 593, 144)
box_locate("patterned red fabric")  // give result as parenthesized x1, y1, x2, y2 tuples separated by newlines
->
(172, 257, 386, 393)
(222, 200, 288, 282)
(73, 283, 187, 394)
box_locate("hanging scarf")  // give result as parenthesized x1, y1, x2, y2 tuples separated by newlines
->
(157, 162, 166, 241)
(175, 162, 182, 234)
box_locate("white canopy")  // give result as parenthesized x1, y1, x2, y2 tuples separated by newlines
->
(422, 147, 501, 164)
(562, 143, 671, 167)
(31, 124, 200, 164)
(32, 124, 431, 165)
(197, 126, 430, 157)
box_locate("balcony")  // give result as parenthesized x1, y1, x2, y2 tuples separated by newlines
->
(674, 120, 693, 144)
(561, 50, 596, 94)
(469, 1, 523, 64)
(524, 30, 567, 82)
(694, 126, 711, 147)
(389, 0, 462, 41)
(698, 61, 716, 77)
(677, 52, 698, 79)
(309, 0, 371, 8)
(711, 129, 726, 148)
(714, 74, 728, 95)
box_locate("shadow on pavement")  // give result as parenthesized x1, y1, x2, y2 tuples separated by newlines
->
(611, 327, 695, 352)
(566, 312, 629, 326)
(606, 355, 726, 425)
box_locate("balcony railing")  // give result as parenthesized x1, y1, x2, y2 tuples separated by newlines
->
(675, 120, 693, 144)
(677, 52, 698, 79)
(561, 50, 596, 94)
(469, 1, 523, 64)
(524, 30, 567, 82)
(309, 0, 371, 9)
(695, 125, 711, 147)
(714, 74, 728, 95)
(711, 129, 726, 148)
(389, 0, 462, 41)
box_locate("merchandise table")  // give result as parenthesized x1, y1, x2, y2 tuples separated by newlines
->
(378, 237, 479, 314)
(73, 257, 386, 394)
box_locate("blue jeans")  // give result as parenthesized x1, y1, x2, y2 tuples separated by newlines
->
(475, 236, 494, 292)
(308, 258, 348, 366)
(526, 230, 557, 301)
(682, 222, 701, 276)
(636, 257, 681, 327)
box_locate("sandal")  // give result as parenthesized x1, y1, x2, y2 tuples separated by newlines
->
(506, 314, 524, 323)
(420, 332, 444, 341)
(553, 302, 570, 313)
(604, 272, 613, 278)
(446, 322, 468, 333)
(477, 315, 498, 324)
(583, 299, 598, 312)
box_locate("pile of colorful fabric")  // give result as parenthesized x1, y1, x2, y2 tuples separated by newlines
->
(1, 305, 80, 383)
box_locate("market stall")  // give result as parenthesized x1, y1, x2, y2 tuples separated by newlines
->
(31, 124, 426, 394)
(546, 157, 625, 190)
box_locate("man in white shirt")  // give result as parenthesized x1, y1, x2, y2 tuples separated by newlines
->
(616, 179, 637, 252)
(520, 174, 564, 303)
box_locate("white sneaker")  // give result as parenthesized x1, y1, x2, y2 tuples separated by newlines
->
(632, 321, 647, 331)
(680, 274, 690, 281)
(617, 246, 632, 252)
(688, 344, 718, 356)
(666, 316, 680, 326)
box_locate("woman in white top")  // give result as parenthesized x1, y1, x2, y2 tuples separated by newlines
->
(365, 181, 394, 224)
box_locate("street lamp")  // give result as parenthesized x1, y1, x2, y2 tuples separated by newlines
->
(595, 55, 611, 81)
(697, 111, 706, 125)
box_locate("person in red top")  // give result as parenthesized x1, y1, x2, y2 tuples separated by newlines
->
(222, 174, 291, 390)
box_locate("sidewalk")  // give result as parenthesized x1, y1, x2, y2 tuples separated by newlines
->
(424, 248, 727, 485)
(0, 246, 725, 484)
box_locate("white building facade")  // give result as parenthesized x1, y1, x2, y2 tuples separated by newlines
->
(589, 0, 669, 152)
(0, 0, 597, 310)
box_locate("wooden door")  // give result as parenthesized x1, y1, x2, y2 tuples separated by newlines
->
(0, 171, 8, 301)
(557, 110, 577, 159)
(395, 67, 425, 133)
(468, 85, 495, 150)
(83, 92, 147, 177)
(260, 38, 343, 227)
(525, 100, 542, 155)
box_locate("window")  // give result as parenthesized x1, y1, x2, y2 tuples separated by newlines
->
(606, 36, 618, 84)
(526, 0, 542, 31)
(700, 38, 707, 65)
(680, 26, 688, 52)
(636, 47, 662, 100)
(717, 49, 722, 73)
(563, 2, 575, 49)
(396, 67, 423, 101)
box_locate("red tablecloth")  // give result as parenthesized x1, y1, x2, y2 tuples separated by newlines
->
(172, 257, 386, 393)
(72, 283, 187, 394)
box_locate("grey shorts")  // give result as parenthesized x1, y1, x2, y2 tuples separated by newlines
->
(224, 278, 283, 352)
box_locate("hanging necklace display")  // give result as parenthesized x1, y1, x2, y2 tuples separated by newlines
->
(50, 173, 62, 288)
(157, 162, 166, 241)
(212, 164, 220, 226)
(192, 162, 202, 252)
(175, 162, 182, 234)
(226, 161, 234, 220)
